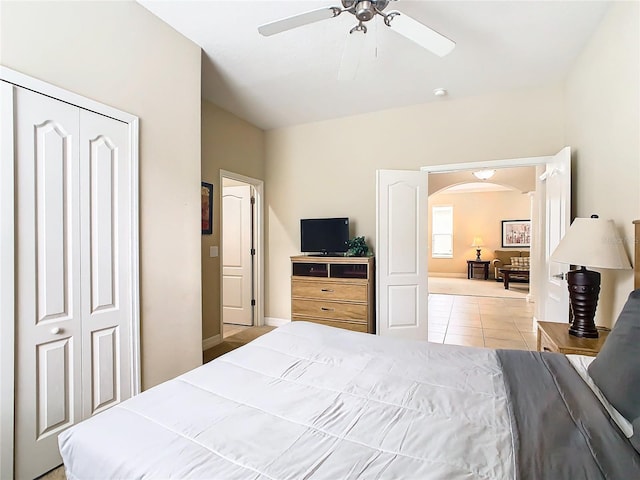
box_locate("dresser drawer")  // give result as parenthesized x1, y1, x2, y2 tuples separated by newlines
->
(292, 317, 368, 333)
(292, 280, 367, 302)
(292, 299, 367, 323)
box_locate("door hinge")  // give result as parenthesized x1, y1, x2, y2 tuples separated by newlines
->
(251, 248, 256, 256)
(251, 196, 256, 205)
(251, 299, 256, 306)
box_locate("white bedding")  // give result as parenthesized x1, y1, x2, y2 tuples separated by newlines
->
(60, 321, 517, 479)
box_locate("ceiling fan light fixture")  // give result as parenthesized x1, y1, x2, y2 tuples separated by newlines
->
(472, 169, 496, 180)
(355, 0, 376, 21)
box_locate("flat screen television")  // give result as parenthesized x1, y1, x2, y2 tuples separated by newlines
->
(300, 217, 349, 255)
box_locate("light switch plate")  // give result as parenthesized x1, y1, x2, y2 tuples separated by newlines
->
(210, 246, 219, 257)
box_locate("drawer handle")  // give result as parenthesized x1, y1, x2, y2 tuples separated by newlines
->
(320, 288, 334, 292)
(321, 307, 334, 311)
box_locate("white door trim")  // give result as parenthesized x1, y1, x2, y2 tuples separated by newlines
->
(0, 67, 140, 479)
(421, 153, 559, 324)
(422, 155, 549, 173)
(0, 80, 16, 480)
(219, 170, 265, 333)
(0, 67, 138, 125)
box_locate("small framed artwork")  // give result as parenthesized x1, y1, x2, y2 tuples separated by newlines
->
(201, 182, 213, 235)
(501, 219, 531, 247)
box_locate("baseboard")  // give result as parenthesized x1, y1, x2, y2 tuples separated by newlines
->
(429, 273, 466, 279)
(202, 334, 221, 351)
(265, 317, 290, 327)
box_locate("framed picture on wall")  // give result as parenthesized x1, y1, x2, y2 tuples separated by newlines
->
(501, 219, 531, 247)
(201, 182, 213, 235)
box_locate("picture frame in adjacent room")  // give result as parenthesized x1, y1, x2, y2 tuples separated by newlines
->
(502, 219, 531, 247)
(201, 182, 213, 235)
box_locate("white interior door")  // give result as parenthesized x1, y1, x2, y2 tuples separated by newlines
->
(540, 147, 571, 322)
(222, 185, 253, 326)
(14, 87, 83, 479)
(376, 170, 429, 340)
(79, 109, 132, 418)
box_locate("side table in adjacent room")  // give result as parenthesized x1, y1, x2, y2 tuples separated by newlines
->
(467, 260, 490, 280)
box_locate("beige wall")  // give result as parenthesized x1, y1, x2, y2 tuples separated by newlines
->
(428, 191, 531, 276)
(201, 100, 265, 341)
(265, 86, 565, 320)
(565, 1, 640, 327)
(1, 1, 202, 389)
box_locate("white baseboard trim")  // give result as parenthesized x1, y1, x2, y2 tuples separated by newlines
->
(265, 317, 290, 327)
(429, 273, 467, 279)
(202, 334, 221, 351)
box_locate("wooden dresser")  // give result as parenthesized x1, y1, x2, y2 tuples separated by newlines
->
(291, 256, 375, 333)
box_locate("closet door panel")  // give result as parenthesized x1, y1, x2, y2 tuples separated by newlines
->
(14, 87, 82, 480)
(80, 109, 132, 417)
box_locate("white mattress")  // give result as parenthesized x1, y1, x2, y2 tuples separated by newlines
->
(60, 321, 517, 479)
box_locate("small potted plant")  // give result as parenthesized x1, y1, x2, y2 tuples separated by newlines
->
(345, 236, 369, 257)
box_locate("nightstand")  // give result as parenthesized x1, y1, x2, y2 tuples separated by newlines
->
(537, 321, 610, 356)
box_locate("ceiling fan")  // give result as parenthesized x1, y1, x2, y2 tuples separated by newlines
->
(258, 0, 455, 58)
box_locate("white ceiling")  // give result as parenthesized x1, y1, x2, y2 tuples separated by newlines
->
(139, 1, 610, 130)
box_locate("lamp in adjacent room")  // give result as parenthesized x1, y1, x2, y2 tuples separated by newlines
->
(549, 215, 632, 338)
(471, 236, 484, 261)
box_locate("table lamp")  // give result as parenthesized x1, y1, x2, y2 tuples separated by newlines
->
(471, 236, 484, 261)
(549, 215, 632, 338)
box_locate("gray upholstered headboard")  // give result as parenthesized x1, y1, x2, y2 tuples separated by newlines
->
(634, 220, 639, 289)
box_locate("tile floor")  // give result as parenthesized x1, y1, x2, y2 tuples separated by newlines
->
(428, 293, 537, 350)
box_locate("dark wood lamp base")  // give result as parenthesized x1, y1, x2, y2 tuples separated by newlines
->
(567, 267, 600, 338)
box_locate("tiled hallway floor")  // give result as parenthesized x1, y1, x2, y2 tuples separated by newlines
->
(428, 294, 537, 350)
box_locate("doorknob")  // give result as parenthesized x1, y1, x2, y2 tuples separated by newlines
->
(50, 327, 62, 335)
(552, 273, 565, 280)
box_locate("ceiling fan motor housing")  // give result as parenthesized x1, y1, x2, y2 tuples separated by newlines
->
(342, 0, 391, 22)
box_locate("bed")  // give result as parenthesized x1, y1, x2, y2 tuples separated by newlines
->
(59, 226, 640, 479)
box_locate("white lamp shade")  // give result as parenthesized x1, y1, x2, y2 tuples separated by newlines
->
(471, 236, 484, 247)
(549, 217, 632, 270)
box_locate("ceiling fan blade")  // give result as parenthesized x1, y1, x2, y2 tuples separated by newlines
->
(258, 7, 338, 36)
(338, 29, 366, 81)
(388, 13, 455, 57)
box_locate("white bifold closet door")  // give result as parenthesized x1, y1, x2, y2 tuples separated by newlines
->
(13, 86, 132, 479)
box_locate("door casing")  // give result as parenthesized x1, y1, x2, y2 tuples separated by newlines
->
(421, 151, 571, 326)
(219, 170, 265, 336)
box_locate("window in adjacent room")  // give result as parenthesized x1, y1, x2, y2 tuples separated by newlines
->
(432, 205, 453, 258)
